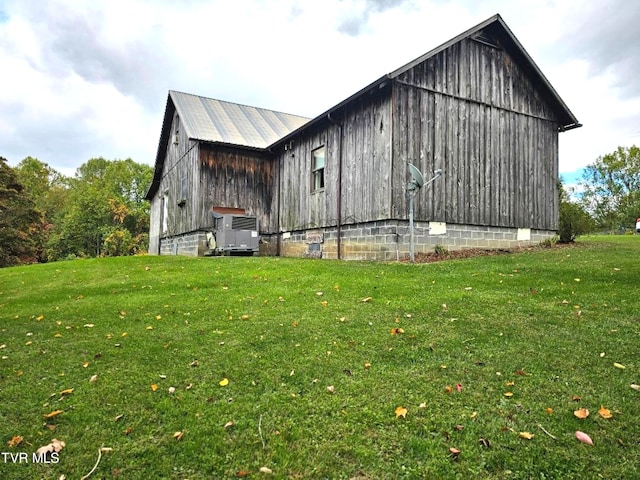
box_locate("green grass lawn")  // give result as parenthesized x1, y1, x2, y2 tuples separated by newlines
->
(1, 236, 638, 479)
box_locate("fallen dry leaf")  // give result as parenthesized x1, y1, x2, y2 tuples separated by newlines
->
(173, 431, 184, 441)
(60, 388, 73, 396)
(575, 430, 593, 445)
(224, 420, 235, 429)
(7, 436, 23, 448)
(151, 384, 158, 392)
(219, 378, 229, 386)
(361, 297, 372, 302)
(545, 407, 554, 415)
(598, 406, 613, 419)
(36, 438, 65, 455)
(236, 471, 250, 478)
(390, 327, 405, 335)
(449, 447, 461, 456)
(631, 384, 640, 391)
(613, 362, 626, 369)
(518, 431, 534, 440)
(503, 392, 514, 398)
(326, 385, 335, 394)
(455, 383, 463, 392)
(43, 410, 63, 419)
(444, 385, 452, 394)
(89, 374, 98, 383)
(574, 408, 590, 419)
(395, 406, 408, 418)
(259, 466, 273, 474)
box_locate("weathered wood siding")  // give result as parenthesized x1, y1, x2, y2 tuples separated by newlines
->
(275, 91, 392, 232)
(199, 145, 274, 232)
(392, 36, 560, 230)
(150, 112, 202, 239)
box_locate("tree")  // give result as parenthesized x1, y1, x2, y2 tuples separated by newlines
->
(0, 157, 41, 267)
(49, 158, 153, 258)
(580, 145, 640, 231)
(14, 157, 69, 261)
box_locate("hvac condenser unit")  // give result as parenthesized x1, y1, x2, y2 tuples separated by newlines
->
(206, 214, 259, 255)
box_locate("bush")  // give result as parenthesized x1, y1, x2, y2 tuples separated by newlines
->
(558, 200, 594, 243)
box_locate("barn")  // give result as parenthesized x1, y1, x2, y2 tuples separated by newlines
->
(145, 14, 580, 260)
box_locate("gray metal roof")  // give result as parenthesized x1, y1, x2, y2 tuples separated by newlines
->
(170, 91, 310, 149)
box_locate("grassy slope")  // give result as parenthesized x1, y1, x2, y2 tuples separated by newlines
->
(0, 236, 638, 479)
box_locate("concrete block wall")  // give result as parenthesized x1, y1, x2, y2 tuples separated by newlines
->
(159, 231, 207, 257)
(274, 221, 556, 260)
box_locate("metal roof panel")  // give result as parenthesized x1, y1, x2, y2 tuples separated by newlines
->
(170, 91, 309, 148)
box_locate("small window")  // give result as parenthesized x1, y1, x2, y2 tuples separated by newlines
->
(312, 146, 325, 192)
(178, 177, 187, 206)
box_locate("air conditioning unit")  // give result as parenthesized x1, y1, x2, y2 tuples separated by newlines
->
(206, 214, 259, 256)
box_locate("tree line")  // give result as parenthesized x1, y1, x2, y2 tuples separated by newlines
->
(0, 156, 152, 267)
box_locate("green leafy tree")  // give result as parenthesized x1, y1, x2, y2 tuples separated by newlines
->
(14, 157, 69, 261)
(580, 145, 640, 231)
(50, 158, 152, 258)
(0, 157, 41, 267)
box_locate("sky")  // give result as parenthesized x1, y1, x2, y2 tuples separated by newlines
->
(1, 0, 639, 188)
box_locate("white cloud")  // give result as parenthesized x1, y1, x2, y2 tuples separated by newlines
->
(0, 0, 638, 179)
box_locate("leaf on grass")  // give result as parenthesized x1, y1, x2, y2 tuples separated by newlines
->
(598, 406, 613, 419)
(503, 392, 514, 398)
(613, 362, 626, 369)
(44, 410, 63, 419)
(515, 369, 527, 376)
(364, 362, 371, 369)
(114, 414, 124, 422)
(574, 408, 589, 419)
(173, 431, 184, 441)
(518, 431, 534, 440)
(190, 360, 199, 367)
(60, 388, 73, 396)
(449, 447, 461, 456)
(575, 431, 593, 445)
(7, 436, 23, 447)
(320, 300, 328, 307)
(444, 385, 452, 394)
(151, 384, 158, 392)
(36, 439, 65, 455)
(455, 383, 463, 392)
(390, 327, 405, 335)
(395, 406, 407, 418)
(219, 378, 229, 387)
(361, 297, 372, 303)
(571, 395, 582, 402)
(327, 385, 335, 394)
(224, 420, 235, 429)
(236, 471, 250, 478)
(631, 384, 640, 391)
(545, 407, 554, 415)
(89, 374, 98, 383)
(37, 315, 44, 321)
(259, 466, 273, 474)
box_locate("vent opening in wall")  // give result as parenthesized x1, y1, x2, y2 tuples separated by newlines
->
(472, 30, 501, 49)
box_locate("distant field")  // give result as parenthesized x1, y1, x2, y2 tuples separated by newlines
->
(0, 236, 638, 479)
